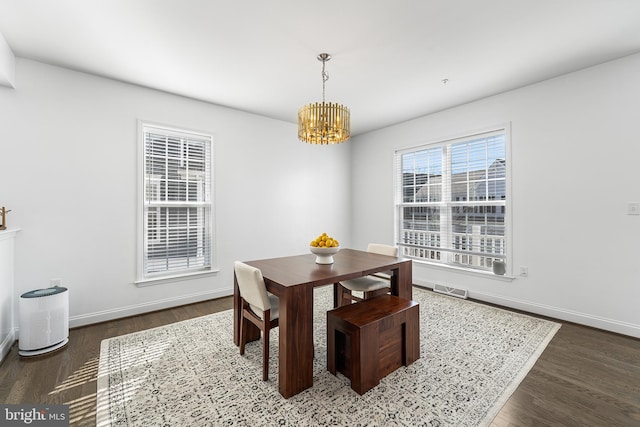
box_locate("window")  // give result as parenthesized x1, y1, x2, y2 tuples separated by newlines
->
(395, 126, 510, 273)
(138, 123, 213, 281)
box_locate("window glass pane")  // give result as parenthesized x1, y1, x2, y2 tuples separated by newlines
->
(167, 137, 181, 158)
(401, 147, 442, 203)
(451, 204, 504, 235)
(402, 206, 441, 232)
(398, 205, 442, 261)
(145, 207, 210, 273)
(487, 178, 506, 201)
(450, 135, 506, 202)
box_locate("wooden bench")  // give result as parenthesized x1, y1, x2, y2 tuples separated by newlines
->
(327, 294, 420, 395)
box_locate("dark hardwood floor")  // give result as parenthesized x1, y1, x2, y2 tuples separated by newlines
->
(1, 291, 638, 426)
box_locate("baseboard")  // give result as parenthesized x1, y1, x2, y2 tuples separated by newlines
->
(68, 288, 233, 328)
(0, 329, 16, 364)
(414, 279, 640, 338)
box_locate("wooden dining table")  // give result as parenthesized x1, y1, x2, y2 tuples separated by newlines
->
(233, 248, 413, 398)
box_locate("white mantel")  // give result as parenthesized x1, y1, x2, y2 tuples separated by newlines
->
(0, 228, 20, 362)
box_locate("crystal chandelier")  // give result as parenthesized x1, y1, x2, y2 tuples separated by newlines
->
(298, 53, 350, 144)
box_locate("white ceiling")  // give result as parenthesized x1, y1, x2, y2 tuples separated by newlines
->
(1, 0, 640, 136)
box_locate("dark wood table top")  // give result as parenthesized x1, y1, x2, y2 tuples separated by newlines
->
(245, 248, 408, 289)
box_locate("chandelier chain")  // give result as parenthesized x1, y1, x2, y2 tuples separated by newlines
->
(321, 60, 329, 103)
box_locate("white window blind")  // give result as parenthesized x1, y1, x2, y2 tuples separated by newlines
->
(140, 124, 213, 279)
(395, 127, 509, 272)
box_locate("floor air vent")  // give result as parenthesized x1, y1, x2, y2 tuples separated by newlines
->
(432, 283, 468, 299)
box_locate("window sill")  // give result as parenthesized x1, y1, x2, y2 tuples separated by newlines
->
(411, 258, 516, 281)
(135, 268, 220, 287)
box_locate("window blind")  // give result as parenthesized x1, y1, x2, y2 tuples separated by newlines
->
(395, 128, 508, 271)
(142, 125, 213, 278)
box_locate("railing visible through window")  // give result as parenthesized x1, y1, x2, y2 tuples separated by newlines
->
(395, 127, 509, 273)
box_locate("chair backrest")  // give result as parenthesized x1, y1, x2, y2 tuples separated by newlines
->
(234, 261, 271, 311)
(367, 243, 398, 257)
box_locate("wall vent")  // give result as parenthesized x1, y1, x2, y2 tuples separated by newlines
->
(432, 283, 468, 299)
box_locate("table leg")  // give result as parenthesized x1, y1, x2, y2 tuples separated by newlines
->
(391, 260, 413, 300)
(332, 282, 340, 307)
(278, 284, 314, 398)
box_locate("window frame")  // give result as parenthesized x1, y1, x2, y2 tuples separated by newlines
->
(136, 121, 216, 285)
(394, 124, 512, 276)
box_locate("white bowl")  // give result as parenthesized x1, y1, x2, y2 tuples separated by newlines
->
(309, 246, 340, 264)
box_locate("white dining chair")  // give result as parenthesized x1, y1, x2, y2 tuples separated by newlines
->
(234, 261, 280, 381)
(336, 243, 399, 306)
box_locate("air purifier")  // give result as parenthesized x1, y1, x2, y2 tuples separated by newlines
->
(19, 286, 69, 357)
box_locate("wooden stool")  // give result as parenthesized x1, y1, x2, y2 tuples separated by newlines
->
(327, 295, 420, 395)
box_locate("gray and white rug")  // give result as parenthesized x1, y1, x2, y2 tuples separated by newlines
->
(97, 286, 560, 426)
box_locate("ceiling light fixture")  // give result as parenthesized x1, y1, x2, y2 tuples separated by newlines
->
(298, 53, 350, 144)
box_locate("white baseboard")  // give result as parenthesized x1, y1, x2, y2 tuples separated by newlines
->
(414, 279, 640, 338)
(0, 329, 16, 363)
(68, 288, 233, 328)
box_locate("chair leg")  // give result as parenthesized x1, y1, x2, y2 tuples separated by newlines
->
(350, 292, 363, 302)
(333, 283, 340, 307)
(240, 304, 274, 381)
(363, 287, 390, 300)
(262, 320, 270, 381)
(339, 286, 354, 307)
(239, 308, 246, 356)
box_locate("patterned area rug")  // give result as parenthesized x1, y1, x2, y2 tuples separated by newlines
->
(97, 286, 560, 426)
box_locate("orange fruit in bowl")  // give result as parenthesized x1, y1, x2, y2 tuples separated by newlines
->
(310, 233, 339, 248)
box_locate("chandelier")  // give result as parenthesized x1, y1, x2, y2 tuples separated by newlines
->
(298, 53, 350, 144)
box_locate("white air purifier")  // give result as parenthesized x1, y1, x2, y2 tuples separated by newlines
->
(19, 286, 69, 357)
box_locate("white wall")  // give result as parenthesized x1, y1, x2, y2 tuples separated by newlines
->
(350, 53, 640, 337)
(0, 59, 351, 327)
